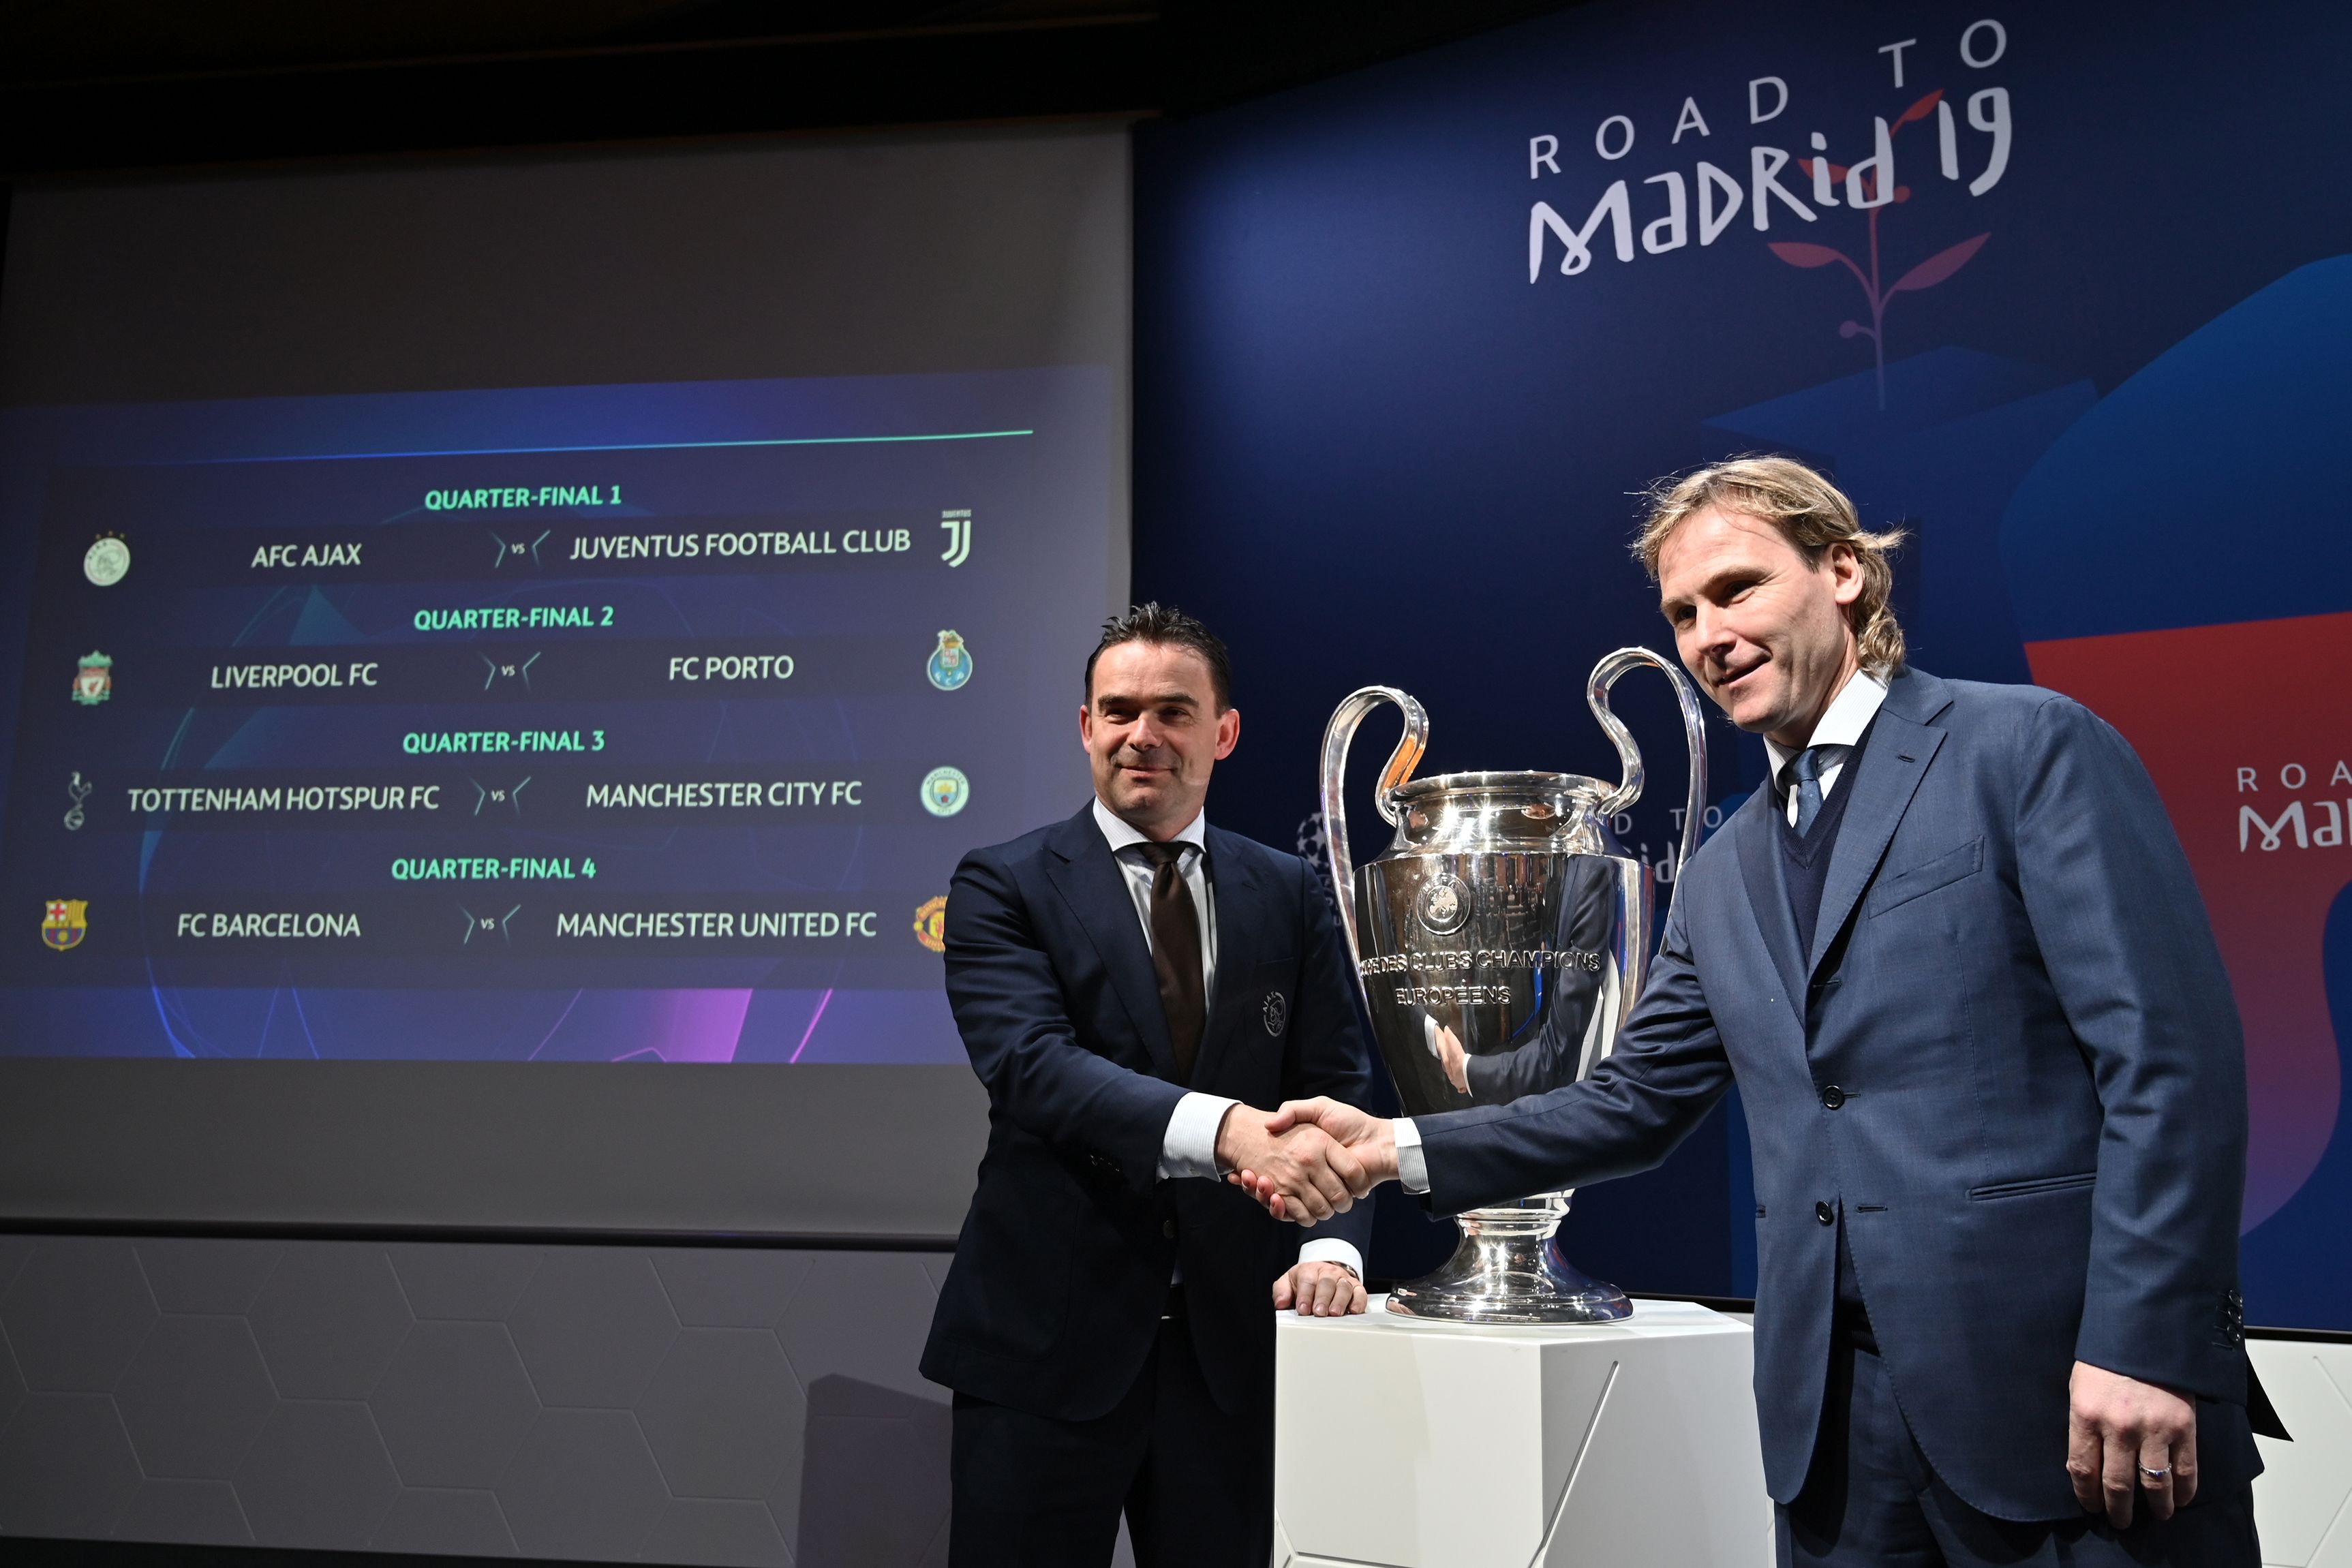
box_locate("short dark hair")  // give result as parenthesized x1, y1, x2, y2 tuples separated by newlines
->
(1084, 602, 1233, 711)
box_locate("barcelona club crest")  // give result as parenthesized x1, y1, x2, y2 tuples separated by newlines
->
(43, 900, 88, 951)
(913, 895, 949, 954)
(920, 766, 970, 818)
(72, 651, 114, 707)
(926, 630, 972, 692)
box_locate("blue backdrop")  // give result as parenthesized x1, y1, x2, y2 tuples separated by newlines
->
(1133, 0, 2352, 1327)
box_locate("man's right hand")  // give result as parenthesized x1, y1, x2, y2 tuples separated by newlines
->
(1213, 1105, 1367, 1223)
(1228, 1098, 1396, 1223)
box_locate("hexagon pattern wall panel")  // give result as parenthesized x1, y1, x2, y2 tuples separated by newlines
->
(0, 1238, 966, 1565)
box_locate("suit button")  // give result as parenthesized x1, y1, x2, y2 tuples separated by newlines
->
(1821, 1086, 1846, 1110)
(1815, 1201, 1835, 1226)
(1162, 1219, 1176, 1240)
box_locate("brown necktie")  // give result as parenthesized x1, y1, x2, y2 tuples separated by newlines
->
(1133, 841, 1204, 1083)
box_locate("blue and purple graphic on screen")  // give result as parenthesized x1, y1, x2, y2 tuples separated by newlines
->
(0, 367, 1113, 1061)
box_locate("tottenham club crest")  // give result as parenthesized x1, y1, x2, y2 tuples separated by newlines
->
(1262, 989, 1289, 1037)
(926, 630, 972, 692)
(43, 900, 88, 951)
(1416, 871, 1473, 936)
(72, 651, 113, 707)
(920, 766, 970, 818)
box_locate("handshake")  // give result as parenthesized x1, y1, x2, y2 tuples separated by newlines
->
(1212, 1098, 1402, 1223)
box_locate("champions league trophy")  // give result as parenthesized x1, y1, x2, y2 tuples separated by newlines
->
(1319, 649, 1707, 1323)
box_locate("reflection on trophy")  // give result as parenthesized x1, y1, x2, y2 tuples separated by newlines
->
(1319, 648, 1707, 1323)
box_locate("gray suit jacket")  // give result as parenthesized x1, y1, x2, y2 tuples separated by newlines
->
(1411, 668, 2255, 1521)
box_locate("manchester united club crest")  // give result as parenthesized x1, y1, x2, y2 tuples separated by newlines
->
(42, 900, 88, 951)
(1262, 989, 1288, 1037)
(913, 894, 949, 953)
(72, 651, 114, 707)
(926, 630, 972, 692)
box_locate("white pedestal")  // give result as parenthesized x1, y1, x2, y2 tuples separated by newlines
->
(1273, 1297, 1773, 1568)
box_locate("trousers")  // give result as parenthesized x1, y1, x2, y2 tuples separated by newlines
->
(947, 1293, 1271, 1568)
(1778, 1340, 2260, 1567)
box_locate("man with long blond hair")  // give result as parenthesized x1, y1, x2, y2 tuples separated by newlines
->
(1242, 457, 2265, 1565)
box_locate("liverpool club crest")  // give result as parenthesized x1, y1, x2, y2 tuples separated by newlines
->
(72, 651, 113, 706)
(42, 900, 88, 951)
(926, 630, 972, 692)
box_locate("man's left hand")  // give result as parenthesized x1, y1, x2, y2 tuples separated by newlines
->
(1273, 1261, 1366, 1317)
(2068, 1359, 2198, 1528)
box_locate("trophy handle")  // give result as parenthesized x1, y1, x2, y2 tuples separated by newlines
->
(1319, 686, 1429, 1009)
(1587, 647, 1708, 915)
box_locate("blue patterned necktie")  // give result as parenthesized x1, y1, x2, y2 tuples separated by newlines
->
(1786, 746, 1828, 836)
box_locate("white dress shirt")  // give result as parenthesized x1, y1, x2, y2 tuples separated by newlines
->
(1391, 669, 1889, 1195)
(1093, 799, 1363, 1277)
(1760, 668, 1889, 827)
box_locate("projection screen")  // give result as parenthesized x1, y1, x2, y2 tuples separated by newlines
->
(0, 124, 1131, 1235)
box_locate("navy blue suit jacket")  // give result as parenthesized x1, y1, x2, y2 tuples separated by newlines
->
(1410, 668, 2256, 1521)
(920, 804, 1377, 1422)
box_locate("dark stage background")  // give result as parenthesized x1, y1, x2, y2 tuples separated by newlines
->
(1134, 0, 2352, 1327)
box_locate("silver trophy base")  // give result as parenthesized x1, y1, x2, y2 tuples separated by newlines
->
(1386, 1197, 1632, 1325)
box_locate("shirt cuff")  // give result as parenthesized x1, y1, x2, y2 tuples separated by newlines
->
(1394, 1117, 1431, 1194)
(1158, 1092, 1240, 1181)
(1296, 1238, 1365, 1278)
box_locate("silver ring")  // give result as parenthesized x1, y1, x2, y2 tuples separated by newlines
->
(2139, 1466, 2171, 1481)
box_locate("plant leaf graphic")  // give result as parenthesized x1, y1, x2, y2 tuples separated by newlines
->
(1889, 232, 1989, 294)
(1895, 89, 1944, 127)
(1769, 242, 1849, 269)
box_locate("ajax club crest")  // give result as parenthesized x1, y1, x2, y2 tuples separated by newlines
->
(42, 900, 88, 951)
(72, 651, 114, 707)
(913, 895, 949, 954)
(85, 534, 131, 587)
(927, 630, 972, 692)
(1262, 989, 1289, 1037)
(920, 766, 971, 818)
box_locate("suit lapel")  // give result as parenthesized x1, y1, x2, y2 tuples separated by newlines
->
(1805, 677, 1951, 977)
(1734, 790, 1807, 1027)
(1043, 808, 1179, 1080)
(1195, 828, 1274, 1088)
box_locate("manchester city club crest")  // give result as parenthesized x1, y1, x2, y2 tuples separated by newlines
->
(1416, 871, 1473, 936)
(913, 894, 949, 953)
(926, 630, 972, 691)
(42, 900, 88, 951)
(920, 765, 971, 818)
(72, 651, 113, 707)
(84, 534, 131, 587)
(1262, 989, 1289, 1037)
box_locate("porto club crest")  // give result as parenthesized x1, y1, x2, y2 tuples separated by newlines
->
(927, 630, 972, 692)
(72, 651, 113, 706)
(42, 900, 88, 951)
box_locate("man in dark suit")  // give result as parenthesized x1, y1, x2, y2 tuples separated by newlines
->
(1243, 459, 2264, 1565)
(921, 602, 1378, 1568)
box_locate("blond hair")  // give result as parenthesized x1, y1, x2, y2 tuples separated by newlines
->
(1634, 456, 1909, 675)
